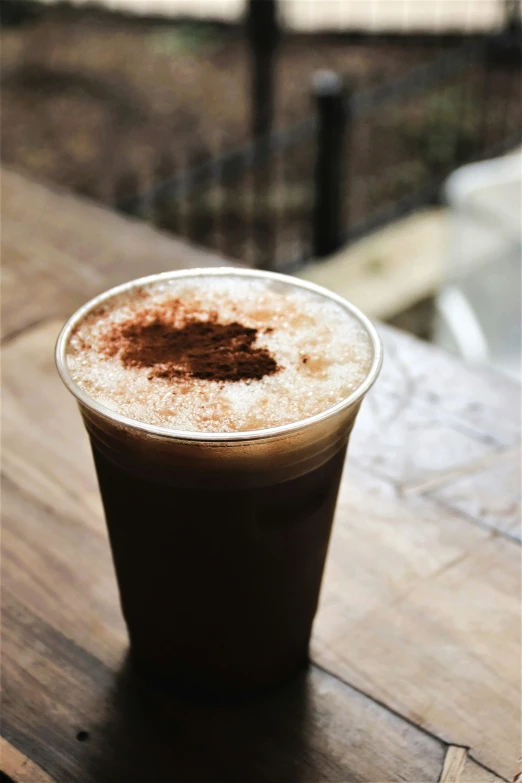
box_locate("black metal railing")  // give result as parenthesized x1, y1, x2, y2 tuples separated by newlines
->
(115, 37, 521, 270)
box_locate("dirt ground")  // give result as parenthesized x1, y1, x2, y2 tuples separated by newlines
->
(1, 5, 459, 201)
(1, 5, 520, 271)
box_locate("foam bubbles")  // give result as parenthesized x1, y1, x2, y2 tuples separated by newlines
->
(66, 275, 373, 432)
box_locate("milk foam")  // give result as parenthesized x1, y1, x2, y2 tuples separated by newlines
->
(66, 275, 373, 432)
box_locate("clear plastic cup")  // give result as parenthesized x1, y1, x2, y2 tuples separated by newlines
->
(56, 268, 382, 699)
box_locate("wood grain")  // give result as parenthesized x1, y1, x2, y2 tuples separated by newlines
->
(3, 319, 519, 782)
(1, 320, 448, 783)
(1, 167, 232, 341)
(297, 208, 446, 322)
(313, 466, 520, 779)
(0, 738, 55, 783)
(351, 327, 521, 492)
(1, 170, 519, 783)
(2, 587, 446, 783)
(440, 747, 468, 783)
(427, 449, 521, 541)
(460, 759, 510, 783)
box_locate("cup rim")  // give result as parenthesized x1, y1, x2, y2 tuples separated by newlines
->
(55, 267, 383, 443)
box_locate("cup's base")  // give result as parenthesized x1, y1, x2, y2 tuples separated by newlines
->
(129, 650, 310, 706)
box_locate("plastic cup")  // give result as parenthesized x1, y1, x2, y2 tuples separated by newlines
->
(56, 268, 382, 700)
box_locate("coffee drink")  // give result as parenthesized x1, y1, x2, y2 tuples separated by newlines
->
(57, 269, 381, 699)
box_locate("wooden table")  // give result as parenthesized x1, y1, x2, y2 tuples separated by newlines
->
(2, 168, 520, 783)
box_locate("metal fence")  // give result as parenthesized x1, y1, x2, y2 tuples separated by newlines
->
(116, 36, 521, 270)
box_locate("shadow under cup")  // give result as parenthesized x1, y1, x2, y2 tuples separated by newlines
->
(56, 269, 382, 700)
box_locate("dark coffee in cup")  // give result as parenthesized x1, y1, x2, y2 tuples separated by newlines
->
(56, 269, 381, 698)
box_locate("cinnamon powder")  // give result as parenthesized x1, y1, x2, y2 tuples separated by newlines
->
(101, 303, 280, 383)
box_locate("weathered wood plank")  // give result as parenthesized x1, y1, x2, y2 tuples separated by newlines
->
(0, 737, 56, 783)
(460, 758, 510, 783)
(1, 168, 231, 340)
(1, 320, 448, 783)
(1, 321, 104, 536)
(297, 208, 446, 322)
(2, 592, 446, 783)
(350, 326, 521, 491)
(313, 465, 520, 780)
(379, 328, 521, 450)
(1, 322, 125, 665)
(440, 747, 468, 783)
(2, 474, 124, 665)
(6, 320, 448, 783)
(427, 449, 521, 541)
(3, 320, 518, 782)
(2, 170, 519, 782)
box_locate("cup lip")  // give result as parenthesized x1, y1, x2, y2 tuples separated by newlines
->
(55, 267, 383, 443)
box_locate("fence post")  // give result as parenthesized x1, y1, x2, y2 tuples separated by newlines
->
(504, 0, 522, 32)
(246, 0, 280, 139)
(312, 71, 349, 259)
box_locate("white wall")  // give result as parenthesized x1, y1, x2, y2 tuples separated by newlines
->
(33, 0, 506, 33)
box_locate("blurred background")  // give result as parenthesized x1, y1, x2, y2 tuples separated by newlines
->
(2, 0, 521, 376)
